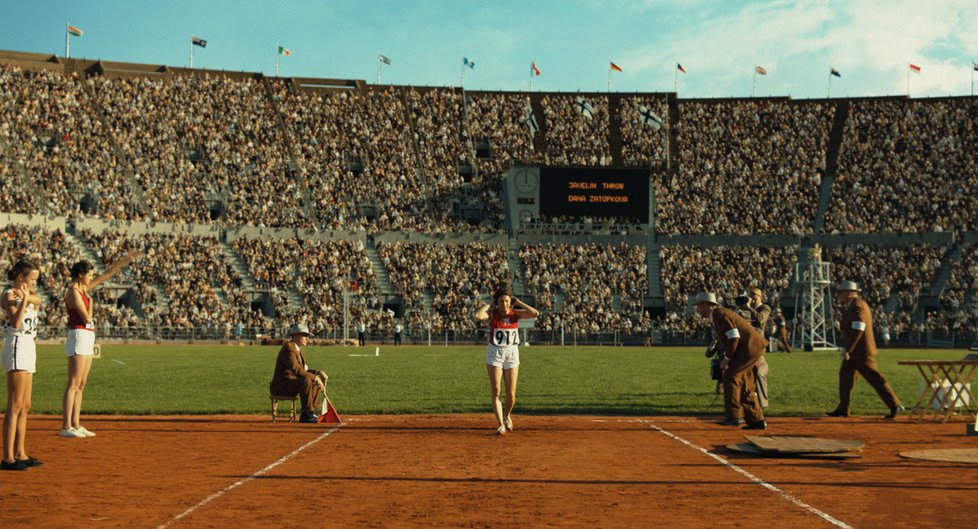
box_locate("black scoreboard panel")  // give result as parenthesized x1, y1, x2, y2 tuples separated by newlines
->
(538, 167, 649, 219)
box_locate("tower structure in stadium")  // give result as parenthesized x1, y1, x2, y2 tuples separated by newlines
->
(792, 245, 836, 350)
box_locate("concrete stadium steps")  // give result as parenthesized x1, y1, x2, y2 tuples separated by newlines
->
(607, 94, 623, 165)
(286, 287, 304, 308)
(931, 243, 965, 296)
(64, 231, 105, 274)
(364, 242, 393, 294)
(815, 100, 849, 234)
(218, 241, 257, 290)
(646, 243, 662, 298)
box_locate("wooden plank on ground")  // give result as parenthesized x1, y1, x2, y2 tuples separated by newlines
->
(726, 443, 862, 459)
(745, 435, 864, 453)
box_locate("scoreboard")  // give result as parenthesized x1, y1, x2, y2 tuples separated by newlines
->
(506, 166, 650, 228)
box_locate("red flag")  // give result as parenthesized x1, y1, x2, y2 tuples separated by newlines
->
(318, 398, 342, 424)
(677, 63, 686, 74)
(755, 65, 767, 75)
(610, 62, 622, 72)
(909, 63, 921, 73)
(531, 61, 540, 76)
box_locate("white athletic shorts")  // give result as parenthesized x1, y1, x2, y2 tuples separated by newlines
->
(66, 329, 96, 357)
(2, 335, 37, 373)
(486, 345, 520, 369)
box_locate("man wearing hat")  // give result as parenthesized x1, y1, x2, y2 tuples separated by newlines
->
(270, 324, 328, 423)
(828, 281, 903, 419)
(695, 292, 767, 429)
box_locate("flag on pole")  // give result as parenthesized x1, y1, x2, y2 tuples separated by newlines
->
(973, 62, 978, 72)
(909, 63, 921, 73)
(531, 61, 540, 76)
(610, 61, 623, 72)
(830, 67, 841, 77)
(463, 57, 475, 69)
(755, 65, 767, 75)
(278, 46, 292, 57)
(67, 25, 83, 37)
(677, 63, 686, 74)
(638, 106, 663, 131)
(192, 37, 207, 48)
(379, 54, 392, 65)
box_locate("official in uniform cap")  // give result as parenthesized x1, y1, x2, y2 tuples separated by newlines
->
(827, 281, 903, 419)
(270, 324, 329, 423)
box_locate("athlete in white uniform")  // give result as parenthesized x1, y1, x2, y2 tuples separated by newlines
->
(475, 285, 540, 435)
(2, 260, 42, 471)
(61, 252, 140, 439)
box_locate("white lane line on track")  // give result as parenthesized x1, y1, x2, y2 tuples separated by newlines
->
(156, 426, 342, 529)
(643, 421, 853, 529)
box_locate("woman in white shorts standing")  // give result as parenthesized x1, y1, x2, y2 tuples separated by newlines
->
(61, 252, 139, 438)
(2, 260, 42, 470)
(475, 285, 539, 435)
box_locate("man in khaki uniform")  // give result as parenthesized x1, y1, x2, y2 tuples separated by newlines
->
(827, 281, 903, 419)
(772, 309, 791, 352)
(695, 292, 767, 429)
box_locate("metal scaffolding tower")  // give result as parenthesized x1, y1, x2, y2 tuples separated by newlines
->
(792, 247, 836, 350)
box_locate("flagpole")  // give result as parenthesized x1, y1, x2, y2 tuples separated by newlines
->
(907, 67, 910, 96)
(674, 63, 678, 94)
(377, 55, 381, 84)
(460, 58, 465, 89)
(189, 35, 193, 68)
(608, 63, 611, 93)
(752, 69, 756, 97)
(827, 72, 831, 99)
(65, 22, 69, 58)
(276, 43, 280, 77)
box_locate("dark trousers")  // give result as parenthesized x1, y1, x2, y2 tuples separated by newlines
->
(837, 355, 900, 413)
(358, 332, 365, 346)
(394, 332, 402, 345)
(270, 378, 321, 414)
(722, 356, 765, 422)
(776, 330, 791, 352)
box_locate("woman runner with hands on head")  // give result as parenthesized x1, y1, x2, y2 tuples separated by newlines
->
(60, 251, 141, 439)
(475, 285, 540, 435)
(2, 260, 42, 470)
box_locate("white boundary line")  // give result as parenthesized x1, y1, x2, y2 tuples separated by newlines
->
(156, 426, 342, 529)
(643, 421, 853, 529)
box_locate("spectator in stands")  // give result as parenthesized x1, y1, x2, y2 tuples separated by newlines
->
(270, 324, 327, 423)
(60, 251, 140, 439)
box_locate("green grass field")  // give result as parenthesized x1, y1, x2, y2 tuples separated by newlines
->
(6, 343, 967, 416)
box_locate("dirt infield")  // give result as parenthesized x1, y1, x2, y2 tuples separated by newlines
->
(3, 414, 977, 528)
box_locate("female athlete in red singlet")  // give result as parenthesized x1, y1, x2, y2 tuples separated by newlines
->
(61, 251, 139, 439)
(474, 285, 540, 435)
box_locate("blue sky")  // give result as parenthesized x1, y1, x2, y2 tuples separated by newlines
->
(2, 0, 977, 99)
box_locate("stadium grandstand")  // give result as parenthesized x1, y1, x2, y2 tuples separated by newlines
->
(2, 49, 977, 347)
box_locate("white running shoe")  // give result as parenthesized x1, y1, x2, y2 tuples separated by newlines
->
(504, 417, 513, 431)
(77, 426, 96, 437)
(497, 425, 507, 435)
(59, 428, 85, 438)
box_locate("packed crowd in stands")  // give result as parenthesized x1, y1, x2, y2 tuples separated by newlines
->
(827, 99, 978, 234)
(232, 236, 381, 336)
(619, 95, 669, 167)
(540, 94, 612, 166)
(658, 245, 798, 334)
(932, 244, 978, 338)
(658, 100, 833, 236)
(4, 59, 978, 341)
(378, 241, 509, 334)
(519, 243, 650, 335)
(0, 224, 80, 328)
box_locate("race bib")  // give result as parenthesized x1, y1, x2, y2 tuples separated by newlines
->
(491, 329, 520, 347)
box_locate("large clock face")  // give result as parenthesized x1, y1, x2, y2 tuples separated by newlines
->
(513, 169, 538, 193)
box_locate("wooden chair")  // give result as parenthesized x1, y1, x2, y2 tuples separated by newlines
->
(270, 394, 299, 422)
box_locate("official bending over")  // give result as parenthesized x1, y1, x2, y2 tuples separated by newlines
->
(695, 292, 767, 430)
